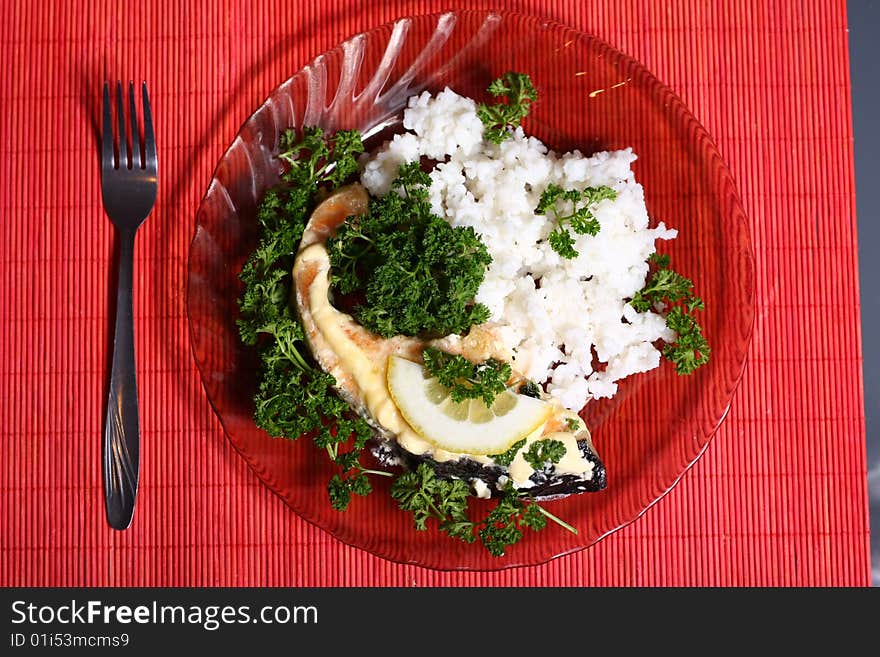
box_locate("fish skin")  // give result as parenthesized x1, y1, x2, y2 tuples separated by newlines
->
(371, 436, 607, 500)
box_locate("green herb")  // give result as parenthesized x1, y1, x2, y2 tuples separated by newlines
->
(523, 439, 567, 471)
(238, 126, 364, 347)
(629, 268, 695, 313)
(327, 162, 492, 338)
(488, 438, 527, 466)
(548, 228, 578, 260)
(477, 72, 538, 143)
(328, 470, 372, 512)
(278, 125, 363, 189)
(565, 417, 580, 432)
(629, 252, 710, 375)
(391, 464, 576, 557)
(662, 306, 710, 375)
(422, 347, 511, 407)
(390, 464, 475, 537)
(479, 484, 578, 557)
(536, 184, 617, 259)
(648, 251, 670, 268)
(237, 127, 390, 511)
(478, 490, 543, 556)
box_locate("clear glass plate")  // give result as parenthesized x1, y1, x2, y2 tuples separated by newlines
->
(187, 10, 755, 570)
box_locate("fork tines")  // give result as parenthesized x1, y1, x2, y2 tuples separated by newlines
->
(102, 80, 156, 173)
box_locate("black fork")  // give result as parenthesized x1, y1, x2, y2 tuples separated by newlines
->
(101, 81, 158, 529)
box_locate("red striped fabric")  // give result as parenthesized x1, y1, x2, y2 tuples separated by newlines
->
(0, 0, 869, 586)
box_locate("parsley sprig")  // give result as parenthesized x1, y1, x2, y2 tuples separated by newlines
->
(663, 306, 710, 375)
(630, 252, 710, 374)
(390, 464, 472, 535)
(327, 162, 492, 338)
(237, 127, 390, 511)
(479, 491, 550, 557)
(390, 464, 576, 557)
(277, 126, 363, 189)
(488, 438, 526, 467)
(422, 347, 511, 407)
(523, 439, 566, 471)
(535, 184, 617, 258)
(477, 72, 538, 143)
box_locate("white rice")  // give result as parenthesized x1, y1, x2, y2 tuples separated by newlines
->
(360, 88, 677, 411)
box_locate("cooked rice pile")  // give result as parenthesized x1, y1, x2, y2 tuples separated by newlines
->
(360, 88, 676, 411)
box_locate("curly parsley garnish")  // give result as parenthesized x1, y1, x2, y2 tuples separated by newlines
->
(630, 252, 710, 374)
(663, 306, 710, 375)
(390, 464, 472, 535)
(422, 347, 511, 407)
(523, 439, 567, 471)
(488, 438, 527, 467)
(479, 490, 551, 557)
(327, 162, 492, 338)
(237, 127, 390, 511)
(536, 184, 617, 258)
(477, 72, 538, 143)
(391, 464, 576, 557)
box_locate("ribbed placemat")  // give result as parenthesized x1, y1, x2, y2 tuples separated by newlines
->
(0, 0, 869, 586)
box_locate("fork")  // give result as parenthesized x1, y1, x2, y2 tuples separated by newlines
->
(101, 81, 158, 530)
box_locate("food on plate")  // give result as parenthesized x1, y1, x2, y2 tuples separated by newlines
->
(237, 73, 709, 556)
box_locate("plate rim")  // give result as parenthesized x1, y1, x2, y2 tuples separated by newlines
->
(185, 7, 757, 572)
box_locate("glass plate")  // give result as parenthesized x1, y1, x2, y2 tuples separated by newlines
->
(187, 10, 755, 571)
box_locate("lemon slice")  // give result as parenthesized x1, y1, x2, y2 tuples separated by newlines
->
(386, 355, 552, 455)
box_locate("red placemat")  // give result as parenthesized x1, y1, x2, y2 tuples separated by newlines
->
(0, 0, 869, 586)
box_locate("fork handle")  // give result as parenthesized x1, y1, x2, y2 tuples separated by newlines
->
(103, 230, 140, 530)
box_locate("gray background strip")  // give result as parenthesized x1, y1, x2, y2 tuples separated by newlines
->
(848, 0, 878, 585)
